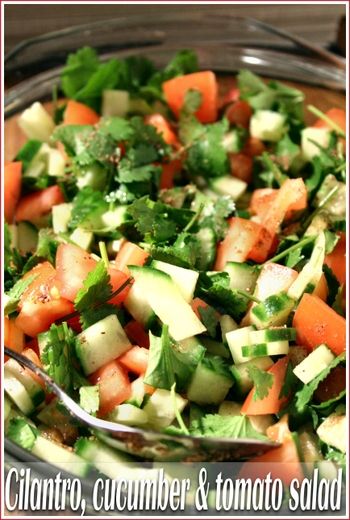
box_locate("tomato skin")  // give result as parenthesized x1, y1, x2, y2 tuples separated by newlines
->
(314, 366, 346, 403)
(225, 100, 252, 128)
(15, 185, 64, 223)
(241, 357, 289, 415)
(4, 162, 22, 223)
(324, 232, 346, 286)
(63, 100, 100, 125)
(219, 87, 240, 109)
(108, 267, 131, 305)
(229, 153, 253, 183)
(124, 320, 150, 349)
(243, 137, 265, 157)
(118, 346, 149, 376)
(90, 360, 131, 416)
(163, 71, 218, 123)
(250, 184, 307, 222)
(115, 241, 149, 274)
(144, 114, 178, 146)
(293, 293, 346, 355)
(160, 159, 182, 190)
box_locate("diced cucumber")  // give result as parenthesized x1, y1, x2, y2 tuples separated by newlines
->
(143, 389, 187, 429)
(195, 227, 217, 271)
(76, 314, 131, 375)
(52, 203, 72, 234)
(186, 360, 233, 405)
(4, 369, 35, 415)
(293, 344, 335, 384)
(4, 396, 12, 422)
(250, 110, 286, 142)
(250, 327, 296, 343)
(226, 326, 255, 364)
(107, 404, 148, 426)
(224, 262, 259, 293)
(241, 340, 289, 358)
(18, 102, 55, 141)
(107, 239, 123, 256)
(125, 376, 146, 408)
(301, 127, 330, 161)
(211, 175, 247, 201)
(129, 266, 206, 341)
(287, 232, 325, 301)
(124, 282, 156, 328)
(70, 227, 93, 250)
(76, 163, 108, 191)
(8, 224, 18, 248)
(32, 434, 90, 477)
(99, 206, 127, 230)
(231, 357, 273, 395)
(317, 414, 346, 453)
(218, 401, 242, 416)
(200, 337, 231, 358)
(102, 90, 130, 117)
(151, 260, 199, 303)
(5, 359, 45, 407)
(249, 415, 274, 434)
(222, 129, 242, 153)
(220, 315, 238, 343)
(250, 292, 295, 329)
(17, 222, 38, 253)
(75, 438, 133, 479)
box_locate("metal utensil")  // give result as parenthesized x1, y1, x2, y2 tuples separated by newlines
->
(5, 347, 278, 462)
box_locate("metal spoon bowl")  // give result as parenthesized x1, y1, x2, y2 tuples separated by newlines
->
(4, 347, 279, 462)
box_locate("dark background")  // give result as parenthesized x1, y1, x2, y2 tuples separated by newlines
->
(4, 3, 346, 55)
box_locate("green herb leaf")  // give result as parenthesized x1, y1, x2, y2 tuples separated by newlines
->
(7, 418, 37, 450)
(79, 386, 100, 415)
(198, 305, 219, 338)
(74, 261, 112, 314)
(190, 414, 267, 440)
(4, 274, 37, 316)
(15, 140, 42, 172)
(247, 365, 274, 401)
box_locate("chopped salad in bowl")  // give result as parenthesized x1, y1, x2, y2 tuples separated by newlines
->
(4, 47, 346, 481)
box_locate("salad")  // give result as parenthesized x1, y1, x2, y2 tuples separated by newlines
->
(4, 47, 346, 482)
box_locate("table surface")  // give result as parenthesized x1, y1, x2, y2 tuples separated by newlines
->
(4, 3, 346, 54)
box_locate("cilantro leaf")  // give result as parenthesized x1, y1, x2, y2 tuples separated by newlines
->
(15, 140, 42, 172)
(323, 264, 340, 306)
(144, 325, 205, 391)
(79, 386, 99, 415)
(7, 418, 38, 450)
(247, 365, 274, 401)
(279, 361, 298, 400)
(4, 274, 37, 316)
(150, 232, 200, 269)
(74, 261, 112, 314)
(69, 187, 108, 230)
(295, 353, 346, 412)
(189, 414, 267, 440)
(40, 323, 77, 393)
(198, 305, 219, 338)
(61, 47, 99, 99)
(22, 229, 58, 273)
(198, 195, 235, 241)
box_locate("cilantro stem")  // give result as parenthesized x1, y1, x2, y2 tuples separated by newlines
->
(170, 383, 189, 436)
(263, 235, 316, 266)
(183, 203, 204, 233)
(307, 105, 346, 138)
(99, 241, 109, 268)
(261, 152, 287, 187)
(300, 185, 340, 234)
(235, 289, 261, 304)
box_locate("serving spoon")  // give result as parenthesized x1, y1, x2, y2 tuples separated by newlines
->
(5, 347, 279, 462)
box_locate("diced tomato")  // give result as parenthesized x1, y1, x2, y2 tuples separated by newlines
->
(225, 100, 252, 128)
(239, 415, 304, 487)
(55, 244, 96, 302)
(119, 346, 149, 376)
(241, 357, 289, 415)
(55, 243, 130, 304)
(144, 114, 179, 146)
(67, 314, 82, 333)
(63, 100, 100, 126)
(293, 293, 346, 355)
(162, 71, 218, 123)
(214, 217, 275, 270)
(313, 108, 346, 133)
(219, 87, 240, 109)
(250, 183, 307, 222)
(25, 338, 40, 357)
(4, 317, 25, 360)
(90, 360, 131, 416)
(15, 185, 64, 223)
(160, 159, 183, 190)
(14, 261, 74, 337)
(4, 161, 22, 223)
(115, 241, 149, 274)
(243, 137, 265, 157)
(324, 232, 346, 286)
(229, 153, 253, 183)
(312, 273, 328, 301)
(108, 267, 131, 305)
(314, 366, 346, 403)
(124, 320, 150, 349)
